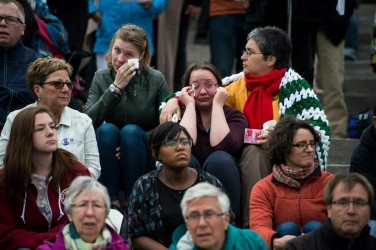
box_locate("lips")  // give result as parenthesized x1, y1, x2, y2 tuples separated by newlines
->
(176, 153, 188, 159)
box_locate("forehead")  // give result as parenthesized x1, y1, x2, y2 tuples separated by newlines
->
(35, 112, 53, 124)
(245, 39, 260, 50)
(292, 128, 314, 142)
(45, 70, 70, 81)
(332, 182, 369, 200)
(190, 69, 216, 82)
(171, 131, 188, 139)
(0, 2, 21, 17)
(73, 187, 104, 202)
(187, 196, 221, 212)
(113, 39, 138, 52)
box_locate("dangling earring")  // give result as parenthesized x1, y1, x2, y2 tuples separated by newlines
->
(38, 97, 41, 102)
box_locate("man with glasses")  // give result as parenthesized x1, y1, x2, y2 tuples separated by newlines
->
(0, 0, 38, 132)
(170, 182, 267, 249)
(285, 173, 376, 249)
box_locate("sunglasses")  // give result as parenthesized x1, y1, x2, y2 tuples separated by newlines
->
(42, 81, 74, 90)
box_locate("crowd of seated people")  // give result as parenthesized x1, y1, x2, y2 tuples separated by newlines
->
(2, 1, 376, 248)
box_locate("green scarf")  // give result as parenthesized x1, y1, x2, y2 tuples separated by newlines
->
(63, 223, 112, 250)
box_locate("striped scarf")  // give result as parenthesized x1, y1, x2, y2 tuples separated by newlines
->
(272, 162, 318, 189)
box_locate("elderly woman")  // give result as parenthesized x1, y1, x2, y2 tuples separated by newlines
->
(0, 106, 91, 249)
(250, 116, 333, 250)
(159, 26, 331, 228)
(170, 182, 267, 250)
(37, 176, 128, 249)
(124, 122, 223, 249)
(84, 24, 170, 210)
(177, 62, 247, 223)
(0, 57, 100, 179)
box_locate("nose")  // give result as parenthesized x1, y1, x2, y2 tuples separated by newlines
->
(46, 126, 55, 136)
(346, 202, 357, 213)
(197, 215, 208, 227)
(240, 52, 247, 61)
(85, 204, 95, 215)
(60, 82, 72, 92)
(117, 53, 126, 63)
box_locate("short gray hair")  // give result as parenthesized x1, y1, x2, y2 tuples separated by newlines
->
(180, 182, 230, 218)
(64, 176, 111, 217)
(1, 0, 26, 23)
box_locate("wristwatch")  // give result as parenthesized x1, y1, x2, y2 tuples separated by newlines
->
(109, 84, 121, 97)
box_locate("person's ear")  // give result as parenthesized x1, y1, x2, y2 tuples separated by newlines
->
(372, 116, 376, 128)
(327, 206, 332, 219)
(34, 84, 42, 100)
(151, 148, 160, 161)
(224, 212, 231, 230)
(266, 55, 276, 67)
(21, 23, 26, 36)
(67, 213, 72, 222)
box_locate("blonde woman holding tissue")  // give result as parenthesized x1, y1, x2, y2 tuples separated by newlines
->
(84, 24, 170, 211)
(159, 26, 331, 228)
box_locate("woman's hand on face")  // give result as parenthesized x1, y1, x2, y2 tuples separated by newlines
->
(113, 61, 137, 89)
(212, 87, 229, 106)
(180, 86, 195, 107)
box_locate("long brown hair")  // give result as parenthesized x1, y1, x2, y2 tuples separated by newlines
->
(1, 106, 80, 207)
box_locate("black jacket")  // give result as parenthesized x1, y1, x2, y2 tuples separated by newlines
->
(350, 123, 376, 219)
(245, 0, 337, 28)
(285, 220, 376, 250)
(0, 40, 37, 129)
(321, 0, 358, 46)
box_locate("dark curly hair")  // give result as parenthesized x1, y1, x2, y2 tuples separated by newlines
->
(268, 116, 321, 165)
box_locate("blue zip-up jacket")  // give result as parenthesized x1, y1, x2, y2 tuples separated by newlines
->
(89, 0, 169, 56)
(0, 40, 37, 129)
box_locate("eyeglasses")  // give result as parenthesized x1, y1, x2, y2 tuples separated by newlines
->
(43, 81, 74, 90)
(190, 83, 218, 92)
(331, 199, 369, 210)
(292, 141, 317, 150)
(185, 211, 226, 224)
(0, 16, 24, 25)
(242, 49, 263, 57)
(71, 202, 106, 212)
(164, 138, 193, 149)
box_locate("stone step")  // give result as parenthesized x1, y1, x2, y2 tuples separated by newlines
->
(327, 138, 359, 174)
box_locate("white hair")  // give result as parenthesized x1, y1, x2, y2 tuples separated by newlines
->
(180, 182, 230, 218)
(64, 176, 111, 217)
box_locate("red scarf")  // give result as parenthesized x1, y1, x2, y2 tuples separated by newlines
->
(243, 68, 286, 129)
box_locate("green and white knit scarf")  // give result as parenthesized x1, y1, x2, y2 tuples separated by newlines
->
(63, 223, 112, 250)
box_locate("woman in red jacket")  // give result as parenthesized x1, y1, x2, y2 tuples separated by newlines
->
(0, 106, 91, 249)
(250, 116, 334, 250)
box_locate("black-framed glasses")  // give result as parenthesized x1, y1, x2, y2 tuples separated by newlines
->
(185, 211, 226, 224)
(331, 199, 369, 209)
(43, 81, 74, 90)
(0, 16, 24, 25)
(292, 141, 317, 150)
(164, 138, 193, 149)
(242, 49, 263, 57)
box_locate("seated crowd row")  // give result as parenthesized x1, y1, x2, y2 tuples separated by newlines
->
(0, 106, 375, 249)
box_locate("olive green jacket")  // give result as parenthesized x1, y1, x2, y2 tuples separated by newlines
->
(84, 67, 169, 131)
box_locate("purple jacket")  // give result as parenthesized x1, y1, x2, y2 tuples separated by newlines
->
(36, 224, 129, 250)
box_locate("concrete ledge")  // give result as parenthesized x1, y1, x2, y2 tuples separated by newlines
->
(327, 138, 359, 174)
